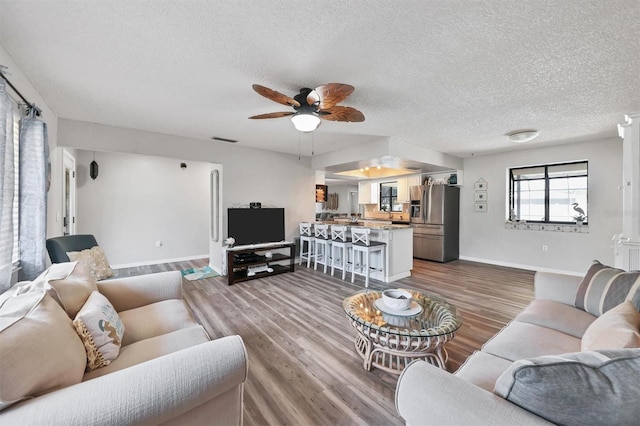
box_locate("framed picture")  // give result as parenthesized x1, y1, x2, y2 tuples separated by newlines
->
(474, 181, 487, 191)
(315, 184, 328, 202)
(474, 191, 487, 201)
(474, 202, 487, 212)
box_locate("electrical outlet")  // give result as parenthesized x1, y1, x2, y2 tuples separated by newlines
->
(156, 240, 163, 248)
(542, 245, 548, 252)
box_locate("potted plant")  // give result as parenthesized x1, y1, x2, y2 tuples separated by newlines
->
(573, 213, 586, 226)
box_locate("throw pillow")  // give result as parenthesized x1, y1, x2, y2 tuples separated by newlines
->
(494, 349, 640, 426)
(581, 301, 640, 351)
(13, 261, 97, 318)
(67, 246, 114, 281)
(574, 260, 640, 316)
(73, 291, 125, 371)
(0, 291, 86, 411)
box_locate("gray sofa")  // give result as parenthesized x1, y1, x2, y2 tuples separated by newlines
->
(0, 262, 248, 425)
(396, 267, 640, 425)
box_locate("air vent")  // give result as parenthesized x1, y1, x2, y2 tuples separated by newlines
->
(212, 136, 238, 143)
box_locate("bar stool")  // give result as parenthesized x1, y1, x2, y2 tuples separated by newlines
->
(313, 224, 332, 273)
(351, 227, 385, 288)
(330, 225, 352, 280)
(299, 222, 315, 267)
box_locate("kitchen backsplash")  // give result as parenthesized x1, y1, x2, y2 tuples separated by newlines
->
(363, 203, 410, 221)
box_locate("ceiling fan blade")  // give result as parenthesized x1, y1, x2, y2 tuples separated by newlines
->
(252, 84, 300, 108)
(319, 106, 365, 122)
(249, 112, 295, 119)
(307, 83, 354, 109)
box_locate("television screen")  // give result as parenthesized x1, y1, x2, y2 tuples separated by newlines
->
(227, 208, 285, 245)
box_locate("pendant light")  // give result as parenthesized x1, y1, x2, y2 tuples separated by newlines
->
(90, 152, 99, 180)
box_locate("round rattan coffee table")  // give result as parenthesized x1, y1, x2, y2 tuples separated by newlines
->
(343, 289, 462, 375)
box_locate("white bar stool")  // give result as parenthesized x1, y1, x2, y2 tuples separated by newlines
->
(351, 227, 385, 288)
(330, 225, 352, 280)
(299, 222, 315, 267)
(313, 224, 332, 273)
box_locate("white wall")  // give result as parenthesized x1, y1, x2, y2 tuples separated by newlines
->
(460, 138, 623, 274)
(58, 119, 316, 265)
(0, 43, 62, 238)
(75, 150, 212, 266)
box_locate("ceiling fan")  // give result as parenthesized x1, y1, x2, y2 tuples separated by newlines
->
(249, 83, 365, 132)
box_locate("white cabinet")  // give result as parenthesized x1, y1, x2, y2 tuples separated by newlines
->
(370, 181, 379, 204)
(358, 181, 371, 204)
(358, 180, 380, 204)
(397, 174, 421, 203)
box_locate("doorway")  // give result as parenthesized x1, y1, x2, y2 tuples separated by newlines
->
(62, 149, 76, 236)
(349, 190, 358, 214)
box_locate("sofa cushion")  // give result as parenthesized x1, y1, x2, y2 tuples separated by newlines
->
(574, 260, 640, 316)
(515, 299, 596, 338)
(118, 299, 200, 346)
(13, 261, 97, 318)
(581, 301, 640, 351)
(83, 325, 210, 381)
(0, 292, 86, 410)
(454, 351, 513, 392)
(73, 291, 126, 371)
(482, 321, 581, 361)
(494, 349, 640, 426)
(67, 246, 114, 281)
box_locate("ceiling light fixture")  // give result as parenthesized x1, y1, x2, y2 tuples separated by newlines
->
(508, 129, 539, 143)
(291, 113, 321, 132)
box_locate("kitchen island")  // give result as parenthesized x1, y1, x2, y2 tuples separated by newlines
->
(317, 222, 413, 283)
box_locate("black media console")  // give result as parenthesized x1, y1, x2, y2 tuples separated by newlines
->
(226, 242, 295, 285)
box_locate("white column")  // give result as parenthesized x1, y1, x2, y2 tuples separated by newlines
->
(618, 113, 640, 236)
(614, 112, 640, 269)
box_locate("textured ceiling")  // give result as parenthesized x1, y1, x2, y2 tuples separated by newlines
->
(1, 0, 639, 159)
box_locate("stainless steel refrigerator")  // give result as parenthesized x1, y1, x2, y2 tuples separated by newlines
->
(410, 184, 459, 262)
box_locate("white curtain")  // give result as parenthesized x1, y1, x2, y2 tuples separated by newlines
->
(19, 114, 49, 280)
(0, 80, 15, 292)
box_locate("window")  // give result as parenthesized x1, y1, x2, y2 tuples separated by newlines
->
(509, 161, 588, 224)
(380, 181, 402, 212)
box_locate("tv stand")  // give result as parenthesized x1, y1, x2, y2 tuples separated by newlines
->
(225, 242, 295, 285)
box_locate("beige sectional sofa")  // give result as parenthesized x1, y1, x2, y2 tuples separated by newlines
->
(0, 262, 248, 425)
(396, 263, 640, 425)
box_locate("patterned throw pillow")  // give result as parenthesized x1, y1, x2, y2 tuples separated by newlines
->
(73, 291, 125, 371)
(494, 349, 640, 426)
(581, 301, 640, 351)
(574, 260, 640, 316)
(67, 246, 114, 281)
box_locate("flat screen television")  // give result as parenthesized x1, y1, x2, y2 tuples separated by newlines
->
(227, 208, 285, 245)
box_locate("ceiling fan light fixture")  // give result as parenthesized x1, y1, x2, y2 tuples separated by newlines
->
(508, 129, 539, 143)
(291, 113, 321, 132)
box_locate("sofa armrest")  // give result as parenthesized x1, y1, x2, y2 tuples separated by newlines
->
(395, 361, 552, 425)
(534, 271, 583, 306)
(98, 270, 183, 311)
(0, 335, 248, 426)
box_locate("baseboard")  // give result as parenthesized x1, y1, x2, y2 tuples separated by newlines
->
(458, 256, 583, 276)
(207, 263, 223, 275)
(111, 254, 209, 269)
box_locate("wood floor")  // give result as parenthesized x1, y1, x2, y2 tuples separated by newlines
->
(114, 258, 535, 426)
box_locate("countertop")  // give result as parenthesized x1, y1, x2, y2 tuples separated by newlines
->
(317, 221, 411, 230)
